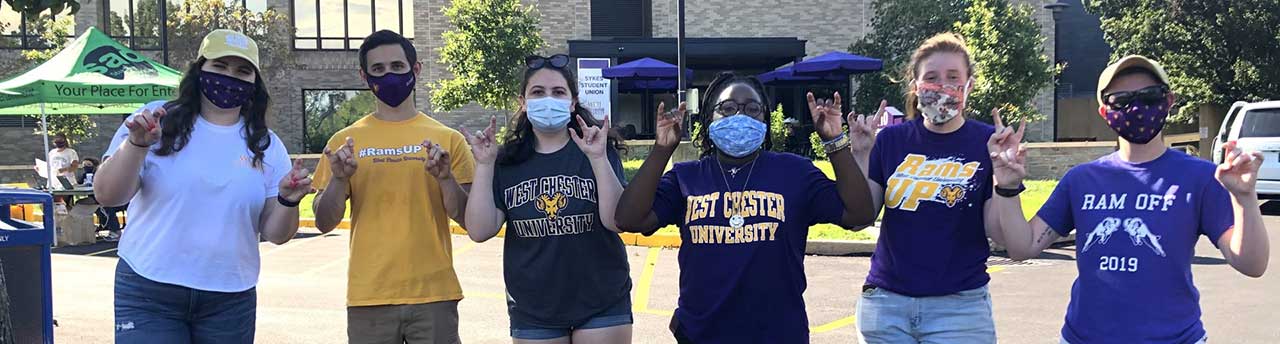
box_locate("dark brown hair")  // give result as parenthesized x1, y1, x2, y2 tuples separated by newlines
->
(497, 65, 626, 165)
(155, 57, 273, 167)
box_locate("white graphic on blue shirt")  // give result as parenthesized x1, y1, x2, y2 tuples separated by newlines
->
(1080, 217, 1167, 258)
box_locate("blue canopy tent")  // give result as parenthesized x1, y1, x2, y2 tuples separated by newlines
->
(602, 58, 692, 138)
(758, 64, 848, 86)
(791, 51, 884, 78)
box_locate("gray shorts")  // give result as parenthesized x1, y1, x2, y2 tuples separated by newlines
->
(348, 301, 461, 344)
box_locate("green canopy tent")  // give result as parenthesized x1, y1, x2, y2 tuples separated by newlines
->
(0, 27, 181, 187)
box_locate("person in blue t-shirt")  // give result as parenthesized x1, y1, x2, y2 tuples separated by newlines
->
(849, 32, 1019, 344)
(991, 55, 1270, 344)
(615, 72, 877, 343)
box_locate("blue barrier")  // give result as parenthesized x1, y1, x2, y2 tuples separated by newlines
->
(0, 187, 55, 344)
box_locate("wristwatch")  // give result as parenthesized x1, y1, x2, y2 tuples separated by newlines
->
(995, 183, 1026, 198)
(822, 132, 851, 155)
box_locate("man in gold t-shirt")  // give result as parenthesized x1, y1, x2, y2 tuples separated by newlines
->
(312, 30, 475, 344)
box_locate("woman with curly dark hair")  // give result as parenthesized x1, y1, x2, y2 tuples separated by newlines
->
(93, 30, 311, 343)
(615, 72, 876, 343)
(462, 54, 633, 343)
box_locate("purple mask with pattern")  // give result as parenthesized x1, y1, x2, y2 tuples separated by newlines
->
(366, 71, 416, 107)
(199, 71, 256, 109)
(1100, 98, 1169, 144)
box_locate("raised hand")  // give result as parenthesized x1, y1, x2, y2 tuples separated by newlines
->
(463, 116, 499, 165)
(324, 137, 358, 181)
(571, 114, 610, 160)
(123, 107, 165, 147)
(807, 92, 846, 141)
(655, 101, 686, 150)
(1216, 140, 1265, 196)
(279, 159, 314, 202)
(987, 108, 1028, 188)
(423, 139, 453, 180)
(847, 99, 887, 154)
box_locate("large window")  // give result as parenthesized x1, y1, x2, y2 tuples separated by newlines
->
(102, 0, 266, 50)
(0, 10, 76, 49)
(1240, 108, 1280, 138)
(303, 89, 375, 153)
(292, 0, 414, 50)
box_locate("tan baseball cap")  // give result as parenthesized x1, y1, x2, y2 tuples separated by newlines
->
(1096, 55, 1170, 104)
(199, 29, 261, 71)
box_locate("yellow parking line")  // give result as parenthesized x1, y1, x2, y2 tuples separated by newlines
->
(810, 315, 856, 333)
(453, 241, 477, 257)
(632, 247, 661, 313)
(987, 266, 1005, 273)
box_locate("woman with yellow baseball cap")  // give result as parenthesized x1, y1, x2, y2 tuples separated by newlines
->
(95, 29, 312, 343)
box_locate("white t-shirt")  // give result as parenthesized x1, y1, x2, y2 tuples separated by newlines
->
(105, 101, 291, 292)
(48, 147, 79, 188)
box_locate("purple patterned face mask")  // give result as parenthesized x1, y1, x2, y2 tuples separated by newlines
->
(366, 71, 416, 107)
(1100, 98, 1169, 144)
(199, 71, 255, 109)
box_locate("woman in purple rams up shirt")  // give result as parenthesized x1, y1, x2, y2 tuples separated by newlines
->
(616, 72, 876, 343)
(850, 33, 1024, 343)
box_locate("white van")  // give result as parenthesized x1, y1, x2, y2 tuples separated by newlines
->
(1211, 101, 1280, 198)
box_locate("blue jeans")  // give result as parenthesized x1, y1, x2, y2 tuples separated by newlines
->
(857, 285, 995, 344)
(509, 297, 633, 340)
(114, 260, 256, 344)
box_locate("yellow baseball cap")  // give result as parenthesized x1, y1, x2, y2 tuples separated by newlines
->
(1096, 55, 1170, 105)
(198, 29, 261, 71)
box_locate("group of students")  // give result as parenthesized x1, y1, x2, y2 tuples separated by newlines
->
(93, 27, 1268, 344)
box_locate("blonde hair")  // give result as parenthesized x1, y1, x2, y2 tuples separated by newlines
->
(902, 33, 975, 119)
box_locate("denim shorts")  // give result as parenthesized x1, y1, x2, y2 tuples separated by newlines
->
(509, 297, 634, 340)
(856, 284, 995, 344)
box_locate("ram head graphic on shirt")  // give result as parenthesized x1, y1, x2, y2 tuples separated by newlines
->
(535, 192, 569, 219)
(885, 154, 981, 211)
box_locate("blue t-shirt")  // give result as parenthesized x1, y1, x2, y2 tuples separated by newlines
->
(866, 118, 995, 297)
(1037, 149, 1233, 344)
(649, 151, 846, 344)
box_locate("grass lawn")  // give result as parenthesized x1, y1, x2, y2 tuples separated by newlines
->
(299, 160, 1056, 243)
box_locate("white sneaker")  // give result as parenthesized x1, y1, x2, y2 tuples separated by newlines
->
(105, 231, 121, 242)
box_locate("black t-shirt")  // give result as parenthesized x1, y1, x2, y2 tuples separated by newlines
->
(493, 140, 632, 327)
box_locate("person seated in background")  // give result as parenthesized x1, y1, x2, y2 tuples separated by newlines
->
(80, 157, 125, 242)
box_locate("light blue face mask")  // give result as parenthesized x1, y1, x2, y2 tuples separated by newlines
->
(526, 97, 573, 132)
(708, 114, 767, 158)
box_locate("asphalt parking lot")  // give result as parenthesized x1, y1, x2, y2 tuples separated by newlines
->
(48, 202, 1280, 343)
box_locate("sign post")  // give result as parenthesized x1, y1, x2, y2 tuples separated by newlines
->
(576, 58, 612, 121)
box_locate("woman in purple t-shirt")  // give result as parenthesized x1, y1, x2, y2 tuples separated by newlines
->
(616, 73, 876, 343)
(851, 33, 1026, 343)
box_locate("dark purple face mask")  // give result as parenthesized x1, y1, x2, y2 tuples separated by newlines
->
(366, 71, 416, 107)
(1100, 98, 1169, 144)
(199, 71, 256, 109)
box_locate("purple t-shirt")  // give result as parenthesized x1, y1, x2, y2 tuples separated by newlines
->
(1037, 149, 1233, 344)
(649, 151, 846, 343)
(867, 118, 995, 296)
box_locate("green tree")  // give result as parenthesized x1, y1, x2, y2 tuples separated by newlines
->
(161, 0, 295, 78)
(768, 104, 789, 152)
(3, 0, 80, 18)
(957, 0, 1056, 124)
(1084, 0, 1280, 123)
(849, 0, 970, 115)
(17, 14, 97, 141)
(432, 0, 543, 111)
(850, 0, 1054, 126)
(305, 91, 375, 153)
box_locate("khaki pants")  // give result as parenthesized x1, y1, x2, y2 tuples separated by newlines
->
(348, 301, 461, 344)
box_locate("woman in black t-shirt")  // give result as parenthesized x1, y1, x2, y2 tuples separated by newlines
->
(461, 54, 633, 343)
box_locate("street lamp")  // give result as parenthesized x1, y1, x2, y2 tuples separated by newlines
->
(1044, 1, 1069, 142)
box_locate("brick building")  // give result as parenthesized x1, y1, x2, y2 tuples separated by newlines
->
(0, 0, 1064, 182)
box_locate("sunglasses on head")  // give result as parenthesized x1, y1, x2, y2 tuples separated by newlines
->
(526, 54, 570, 70)
(1103, 84, 1169, 109)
